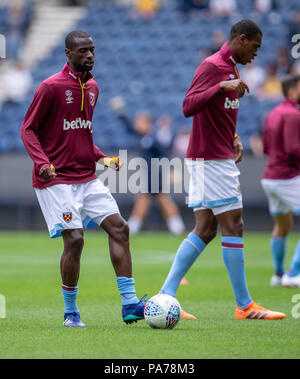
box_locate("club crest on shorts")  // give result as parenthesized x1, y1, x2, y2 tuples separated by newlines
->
(63, 212, 72, 223)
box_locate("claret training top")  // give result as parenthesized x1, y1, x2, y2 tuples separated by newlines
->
(263, 98, 300, 180)
(21, 63, 107, 189)
(183, 43, 241, 161)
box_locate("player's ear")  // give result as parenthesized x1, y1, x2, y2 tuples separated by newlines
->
(65, 48, 71, 59)
(239, 34, 248, 47)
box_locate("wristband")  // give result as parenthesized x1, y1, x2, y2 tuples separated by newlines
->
(103, 156, 119, 168)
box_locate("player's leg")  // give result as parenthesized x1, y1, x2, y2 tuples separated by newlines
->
(127, 193, 151, 235)
(216, 208, 253, 309)
(216, 208, 285, 319)
(283, 235, 300, 287)
(155, 193, 185, 235)
(61, 229, 84, 286)
(61, 228, 86, 327)
(160, 209, 217, 297)
(282, 213, 300, 287)
(34, 184, 86, 327)
(270, 213, 292, 286)
(261, 176, 300, 287)
(102, 214, 133, 277)
(274, 176, 300, 287)
(81, 178, 146, 323)
(101, 214, 146, 323)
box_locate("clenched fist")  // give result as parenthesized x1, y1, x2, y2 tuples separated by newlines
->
(220, 79, 250, 99)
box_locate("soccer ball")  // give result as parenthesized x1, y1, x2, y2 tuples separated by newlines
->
(144, 294, 181, 329)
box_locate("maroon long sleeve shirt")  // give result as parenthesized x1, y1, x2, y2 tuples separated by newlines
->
(21, 63, 107, 189)
(183, 44, 240, 160)
(263, 98, 300, 180)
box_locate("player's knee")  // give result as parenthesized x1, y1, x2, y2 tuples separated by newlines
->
(206, 228, 218, 243)
(112, 219, 129, 243)
(64, 230, 84, 256)
(236, 217, 244, 234)
(193, 226, 217, 244)
(226, 218, 244, 236)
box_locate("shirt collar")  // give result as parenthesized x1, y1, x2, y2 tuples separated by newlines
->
(220, 43, 238, 66)
(62, 62, 94, 83)
(283, 97, 300, 110)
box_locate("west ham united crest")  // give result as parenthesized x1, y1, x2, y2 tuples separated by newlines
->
(63, 212, 72, 223)
(89, 92, 95, 107)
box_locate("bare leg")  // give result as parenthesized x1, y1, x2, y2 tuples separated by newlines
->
(61, 229, 84, 286)
(216, 208, 243, 237)
(272, 212, 293, 238)
(101, 213, 132, 277)
(61, 229, 84, 321)
(193, 209, 218, 244)
(102, 214, 143, 312)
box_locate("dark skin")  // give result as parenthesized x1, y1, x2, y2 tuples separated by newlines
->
(193, 32, 262, 243)
(40, 36, 133, 286)
(40, 37, 96, 180)
(220, 33, 262, 98)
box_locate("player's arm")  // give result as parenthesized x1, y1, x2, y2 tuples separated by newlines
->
(183, 61, 249, 117)
(233, 133, 243, 163)
(262, 117, 270, 155)
(94, 145, 121, 171)
(183, 61, 222, 117)
(283, 113, 300, 160)
(94, 91, 121, 171)
(21, 83, 56, 180)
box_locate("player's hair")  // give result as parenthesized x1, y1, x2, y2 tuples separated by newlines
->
(65, 30, 92, 49)
(229, 19, 263, 41)
(281, 75, 300, 97)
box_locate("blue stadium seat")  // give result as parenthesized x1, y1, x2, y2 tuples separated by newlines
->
(1, 0, 296, 153)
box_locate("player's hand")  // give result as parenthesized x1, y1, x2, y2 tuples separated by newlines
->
(234, 135, 243, 164)
(220, 79, 250, 99)
(99, 157, 122, 171)
(39, 164, 57, 180)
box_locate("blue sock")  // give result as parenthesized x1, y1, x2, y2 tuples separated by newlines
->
(271, 237, 287, 276)
(62, 285, 79, 314)
(117, 277, 139, 305)
(160, 232, 206, 296)
(222, 236, 252, 309)
(288, 239, 300, 277)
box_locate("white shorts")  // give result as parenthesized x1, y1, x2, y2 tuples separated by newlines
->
(186, 159, 243, 216)
(261, 176, 300, 216)
(35, 179, 120, 238)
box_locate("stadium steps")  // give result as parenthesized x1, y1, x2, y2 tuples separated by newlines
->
(20, 1, 87, 69)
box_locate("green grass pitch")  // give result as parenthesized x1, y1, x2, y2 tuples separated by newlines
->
(0, 230, 300, 359)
